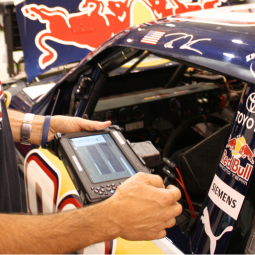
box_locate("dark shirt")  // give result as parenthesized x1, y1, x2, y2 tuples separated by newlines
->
(0, 83, 23, 213)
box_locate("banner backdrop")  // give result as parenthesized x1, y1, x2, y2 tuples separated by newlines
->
(14, 0, 228, 82)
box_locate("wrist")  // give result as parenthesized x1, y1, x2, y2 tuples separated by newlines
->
(20, 113, 35, 145)
(41, 115, 51, 148)
(99, 196, 123, 239)
(85, 199, 122, 243)
(29, 115, 45, 145)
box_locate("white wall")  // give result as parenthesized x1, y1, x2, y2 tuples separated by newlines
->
(0, 25, 24, 82)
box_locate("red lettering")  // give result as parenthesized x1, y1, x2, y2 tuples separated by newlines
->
(227, 156, 234, 168)
(244, 164, 253, 181)
(238, 165, 245, 176)
(231, 158, 240, 173)
(221, 150, 227, 165)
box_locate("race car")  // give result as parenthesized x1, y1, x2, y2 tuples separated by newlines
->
(4, 3, 255, 254)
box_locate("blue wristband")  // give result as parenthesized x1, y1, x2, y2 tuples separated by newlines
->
(41, 115, 51, 149)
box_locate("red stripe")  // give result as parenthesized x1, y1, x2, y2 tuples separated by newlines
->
(58, 197, 83, 211)
(26, 154, 59, 213)
(105, 240, 111, 254)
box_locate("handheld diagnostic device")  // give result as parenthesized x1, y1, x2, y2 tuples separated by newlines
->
(47, 126, 152, 204)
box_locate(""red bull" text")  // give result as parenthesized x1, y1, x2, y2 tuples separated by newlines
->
(220, 149, 253, 183)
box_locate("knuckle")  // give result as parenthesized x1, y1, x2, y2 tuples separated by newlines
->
(135, 172, 147, 180)
(168, 187, 182, 204)
(167, 218, 176, 229)
(162, 212, 172, 222)
(154, 175, 164, 185)
(177, 203, 183, 215)
(166, 193, 176, 205)
(176, 188, 182, 201)
(148, 232, 160, 240)
(157, 230, 167, 239)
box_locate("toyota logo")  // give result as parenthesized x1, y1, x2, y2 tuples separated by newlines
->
(246, 92, 255, 113)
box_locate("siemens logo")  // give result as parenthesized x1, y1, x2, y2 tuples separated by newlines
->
(211, 183, 237, 208)
(208, 175, 245, 220)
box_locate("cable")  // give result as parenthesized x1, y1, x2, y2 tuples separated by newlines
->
(162, 158, 196, 218)
(175, 167, 196, 218)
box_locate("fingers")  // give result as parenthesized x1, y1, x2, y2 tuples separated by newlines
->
(155, 230, 167, 240)
(94, 120, 112, 130)
(166, 185, 182, 202)
(80, 119, 112, 131)
(165, 217, 176, 229)
(113, 173, 183, 242)
(167, 201, 183, 221)
(133, 172, 164, 188)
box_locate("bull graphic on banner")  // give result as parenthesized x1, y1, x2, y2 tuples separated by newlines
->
(15, 0, 227, 81)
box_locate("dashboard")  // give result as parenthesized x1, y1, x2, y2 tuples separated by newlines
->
(93, 83, 221, 133)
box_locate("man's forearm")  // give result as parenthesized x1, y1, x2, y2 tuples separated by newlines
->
(7, 110, 112, 145)
(0, 172, 182, 253)
(0, 200, 120, 254)
(7, 109, 45, 145)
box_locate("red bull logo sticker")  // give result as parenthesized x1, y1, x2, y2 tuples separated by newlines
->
(220, 135, 254, 185)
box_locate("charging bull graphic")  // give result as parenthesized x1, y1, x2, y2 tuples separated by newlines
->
(21, 0, 132, 70)
(17, 0, 227, 80)
(226, 135, 255, 164)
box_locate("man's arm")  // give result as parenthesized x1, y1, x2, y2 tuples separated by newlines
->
(7, 109, 111, 144)
(0, 173, 182, 254)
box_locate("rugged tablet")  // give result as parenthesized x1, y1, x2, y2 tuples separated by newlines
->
(47, 126, 152, 204)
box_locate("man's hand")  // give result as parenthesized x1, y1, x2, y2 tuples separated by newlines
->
(48, 116, 111, 141)
(0, 173, 181, 254)
(106, 172, 182, 241)
(8, 110, 111, 144)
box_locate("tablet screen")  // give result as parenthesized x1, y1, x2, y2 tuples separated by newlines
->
(70, 134, 136, 183)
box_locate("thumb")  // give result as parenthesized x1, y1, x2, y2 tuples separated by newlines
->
(78, 119, 112, 131)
